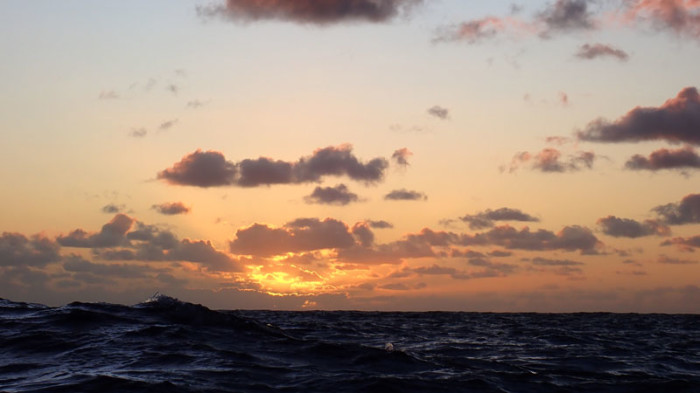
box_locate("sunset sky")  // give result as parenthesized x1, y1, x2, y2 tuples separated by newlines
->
(2, 0, 700, 312)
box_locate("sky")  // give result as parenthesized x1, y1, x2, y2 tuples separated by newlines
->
(1, 0, 700, 312)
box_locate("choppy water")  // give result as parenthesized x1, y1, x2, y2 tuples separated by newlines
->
(1, 295, 698, 392)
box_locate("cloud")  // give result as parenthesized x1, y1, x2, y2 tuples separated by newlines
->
(461, 225, 601, 254)
(98, 90, 119, 100)
(197, 0, 422, 25)
(433, 16, 515, 44)
(168, 239, 242, 272)
(367, 220, 394, 229)
(129, 128, 147, 138)
(187, 100, 209, 108)
(597, 216, 670, 238)
(625, 0, 700, 39)
(537, 0, 597, 36)
(661, 235, 700, 251)
(575, 43, 629, 61)
(57, 214, 134, 248)
(427, 105, 450, 120)
(384, 189, 427, 201)
(152, 202, 191, 215)
(102, 203, 126, 214)
(230, 218, 355, 256)
(304, 184, 359, 206)
(578, 87, 700, 145)
(63, 255, 161, 279)
(158, 145, 388, 188)
(391, 148, 413, 167)
(653, 193, 700, 224)
(158, 119, 178, 131)
(530, 256, 583, 266)
(158, 150, 238, 187)
(0, 233, 61, 267)
(507, 148, 596, 173)
(625, 145, 700, 171)
(460, 207, 539, 230)
(657, 254, 698, 264)
(559, 91, 570, 106)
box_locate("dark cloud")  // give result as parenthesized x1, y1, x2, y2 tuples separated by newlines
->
(391, 148, 412, 167)
(152, 202, 191, 215)
(230, 218, 355, 256)
(538, 0, 596, 35)
(460, 207, 539, 230)
(427, 105, 450, 120)
(169, 239, 242, 272)
(158, 150, 238, 188)
(626, 0, 700, 39)
(411, 264, 471, 280)
(198, 0, 422, 25)
(530, 257, 584, 266)
(597, 216, 670, 238)
(575, 43, 629, 61)
(461, 225, 600, 254)
(578, 87, 700, 145)
(63, 255, 160, 279)
(507, 148, 596, 173)
(0, 233, 61, 267)
(625, 145, 700, 171)
(352, 223, 375, 248)
(384, 189, 427, 201)
(102, 203, 125, 214)
(57, 214, 134, 248)
(304, 184, 359, 206)
(489, 250, 512, 257)
(158, 145, 388, 188)
(653, 193, 700, 225)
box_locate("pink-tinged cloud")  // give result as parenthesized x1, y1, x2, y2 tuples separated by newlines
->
(597, 216, 670, 238)
(158, 145, 389, 188)
(384, 189, 427, 201)
(434, 16, 514, 44)
(661, 235, 700, 251)
(625, 145, 700, 171)
(508, 148, 596, 173)
(152, 202, 191, 215)
(0, 233, 61, 267)
(578, 87, 700, 145)
(653, 193, 700, 224)
(57, 214, 134, 248)
(537, 0, 597, 36)
(230, 218, 355, 256)
(625, 0, 700, 39)
(304, 184, 359, 206)
(198, 0, 422, 24)
(575, 43, 630, 61)
(391, 148, 413, 167)
(460, 207, 539, 230)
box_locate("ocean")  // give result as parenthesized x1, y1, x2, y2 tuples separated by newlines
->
(1, 295, 698, 392)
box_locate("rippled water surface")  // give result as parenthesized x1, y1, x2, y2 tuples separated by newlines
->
(1, 296, 698, 392)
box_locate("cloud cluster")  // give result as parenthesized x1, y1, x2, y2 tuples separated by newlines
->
(508, 148, 596, 173)
(625, 0, 700, 39)
(460, 208, 539, 230)
(578, 87, 700, 145)
(198, 0, 422, 25)
(461, 225, 600, 254)
(597, 216, 670, 238)
(0, 233, 61, 267)
(158, 145, 389, 188)
(304, 184, 359, 205)
(575, 43, 629, 61)
(625, 145, 700, 171)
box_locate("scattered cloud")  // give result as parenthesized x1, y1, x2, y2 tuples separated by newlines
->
(98, 90, 119, 100)
(661, 235, 700, 251)
(578, 87, 700, 145)
(304, 184, 360, 206)
(624, 0, 700, 39)
(129, 128, 148, 138)
(102, 204, 126, 214)
(158, 119, 178, 131)
(384, 189, 427, 201)
(427, 105, 450, 120)
(433, 16, 522, 44)
(187, 100, 209, 108)
(152, 202, 191, 215)
(653, 193, 700, 224)
(461, 225, 601, 254)
(197, 0, 423, 25)
(575, 43, 629, 61)
(558, 91, 570, 106)
(625, 145, 700, 171)
(507, 148, 596, 173)
(367, 220, 394, 229)
(158, 145, 389, 188)
(57, 214, 134, 248)
(597, 216, 670, 238)
(537, 0, 597, 36)
(460, 207, 539, 230)
(657, 254, 698, 264)
(392, 148, 413, 167)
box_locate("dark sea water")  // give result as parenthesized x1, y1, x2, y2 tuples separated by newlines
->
(1, 295, 698, 393)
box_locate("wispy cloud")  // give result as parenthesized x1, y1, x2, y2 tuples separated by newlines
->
(575, 43, 629, 61)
